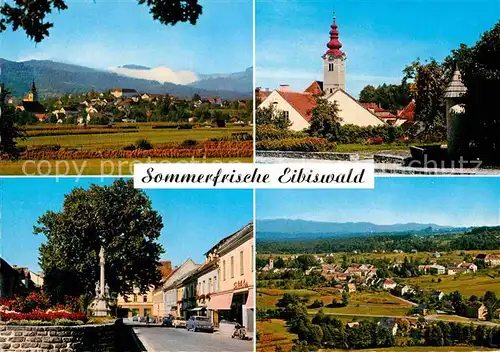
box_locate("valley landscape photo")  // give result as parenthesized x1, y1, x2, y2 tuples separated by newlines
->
(255, 178, 500, 352)
(0, 0, 253, 175)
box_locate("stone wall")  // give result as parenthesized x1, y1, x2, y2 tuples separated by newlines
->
(0, 321, 117, 351)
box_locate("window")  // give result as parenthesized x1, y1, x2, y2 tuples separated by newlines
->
(240, 250, 244, 276)
(143, 295, 148, 303)
(133, 295, 137, 302)
(283, 111, 289, 119)
(231, 256, 234, 278)
(214, 276, 218, 292)
(223, 260, 226, 281)
(208, 278, 212, 293)
(202, 280, 205, 294)
(329, 63, 334, 71)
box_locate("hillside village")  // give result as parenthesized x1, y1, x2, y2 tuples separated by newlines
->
(11, 80, 252, 125)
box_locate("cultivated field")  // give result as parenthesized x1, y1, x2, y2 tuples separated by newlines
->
(256, 319, 297, 352)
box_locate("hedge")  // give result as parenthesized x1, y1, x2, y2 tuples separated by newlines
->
(256, 137, 337, 152)
(256, 124, 308, 141)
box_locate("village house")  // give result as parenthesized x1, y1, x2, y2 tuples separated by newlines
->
(261, 256, 274, 272)
(382, 278, 397, 290)
(418, 264, 446, 275)
(464, 303, 488, 321)
(346, 283, 356, 293)
(116, 260, 172, 319)
(475, 254, 500, 266)
(110, 88, 138, 98)
(378, 318, 399, 336)
(431, 290, 445, 301)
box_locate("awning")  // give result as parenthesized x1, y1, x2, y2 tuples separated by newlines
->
(189, 307, 205, 311)
(207, 292, 233, 310)
(245, 288, 254, 309)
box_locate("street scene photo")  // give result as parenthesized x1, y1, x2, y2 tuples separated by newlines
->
(255, 177, 500, 352)
(0, 0, 253, 175)
(0, 178, 254, 351)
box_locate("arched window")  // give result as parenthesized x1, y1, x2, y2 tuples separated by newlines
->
(329, 63, 334, 71)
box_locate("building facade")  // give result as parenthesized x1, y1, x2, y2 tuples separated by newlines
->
(207, 223, 254, 333)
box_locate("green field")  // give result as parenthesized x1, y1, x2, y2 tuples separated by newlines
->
(257, 319, 297, 352)
(403, 270, 500, 297)
(0, 157, 253, 176)
(18, 126, 252, 150)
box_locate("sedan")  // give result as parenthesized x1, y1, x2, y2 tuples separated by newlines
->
(186, 316, 214, 333)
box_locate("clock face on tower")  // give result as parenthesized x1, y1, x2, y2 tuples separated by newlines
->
(329, 54, 335, 60)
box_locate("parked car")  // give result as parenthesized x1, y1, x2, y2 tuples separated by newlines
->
(162, 316, 173, 327)
(172, 317, 186, 329)
(186, 316, 214, 333)
(132, 316, 139, 322)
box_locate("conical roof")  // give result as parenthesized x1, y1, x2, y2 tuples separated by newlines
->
(444, 67, 467, 98)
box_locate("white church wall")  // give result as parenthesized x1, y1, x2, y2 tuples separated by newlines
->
(328, 90, 384, 127)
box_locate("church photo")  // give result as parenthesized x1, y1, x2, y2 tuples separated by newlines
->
(255, 1, 500, 174)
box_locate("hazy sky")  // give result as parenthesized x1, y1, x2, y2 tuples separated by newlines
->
(0, 178, 252, 272)
(256, 0, 500, 96)
(256, 177, 500, 227)
(1, 0, 253, 74)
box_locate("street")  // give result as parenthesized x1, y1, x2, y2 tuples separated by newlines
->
(132, 326, 253, 352)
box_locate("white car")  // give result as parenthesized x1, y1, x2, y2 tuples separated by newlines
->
(172, 317, 187, 328)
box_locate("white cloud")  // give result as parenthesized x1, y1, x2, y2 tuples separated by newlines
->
(108, 66, 199, 85)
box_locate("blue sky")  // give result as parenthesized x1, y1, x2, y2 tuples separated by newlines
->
(257, 177, 500, 227)
(1, 0, 252, 74)
(0, 178, 252, 272)
(256, 0, 500, 96)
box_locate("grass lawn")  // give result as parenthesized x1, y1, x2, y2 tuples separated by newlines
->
(403, 270, 500, 297)
(315, 306, 410, 317)
(0, 157, 253, 176)
(257, 319, 297, 352)
(321, 347, 499, 352)
(18, 126, 252, 150)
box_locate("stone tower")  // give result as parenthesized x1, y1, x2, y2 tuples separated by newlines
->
(323, 12, 346, 93)
(269, 255, 274, 270)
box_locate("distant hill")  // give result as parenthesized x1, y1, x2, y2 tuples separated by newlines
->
(0, 59, 252, 99)
(190, 67, 252, 93)
(257, 219, 465, 241)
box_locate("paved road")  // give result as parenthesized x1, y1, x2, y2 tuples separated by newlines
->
(133, 326, 253, 352)
(389, 293, 418, 306)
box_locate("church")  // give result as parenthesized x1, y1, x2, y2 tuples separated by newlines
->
(15, 80, 48, 121)
(257, 13, 412, 131)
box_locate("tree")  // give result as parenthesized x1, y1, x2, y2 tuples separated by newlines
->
(359, 85, 377, 103)
(444, 21, 500, 164)
(34, 179, 164, 303)
(342, 289, 350, 307)
(256, 105, 292, 129)
(192, 93, 201, 102)
(308, 96, 342, 142)
(0, 85, 25, 159)
(0, 0, 203, 43)
(403, 59, 448, 141)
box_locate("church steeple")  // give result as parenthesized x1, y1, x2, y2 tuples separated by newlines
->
(322, 11, 346, 93)
(324, 12, 343, 58)
(26, 78, 38, 102)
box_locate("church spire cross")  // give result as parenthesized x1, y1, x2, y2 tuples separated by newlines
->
(325, 10, 343, 57)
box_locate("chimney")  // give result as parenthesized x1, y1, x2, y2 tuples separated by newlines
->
(279, 84, 290, 92)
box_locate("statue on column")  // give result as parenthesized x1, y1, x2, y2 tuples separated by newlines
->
(89, 246, 111, 316)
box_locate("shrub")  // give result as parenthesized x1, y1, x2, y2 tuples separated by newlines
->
(123, 144, 136, 151)
(182, 139, 198, 148)
(0, 311, 87, 322)
(256, 137, 336, 152)
(135, 138, 153, 150)
(256, 124, 307, 141)
(336, 124, 406, 144)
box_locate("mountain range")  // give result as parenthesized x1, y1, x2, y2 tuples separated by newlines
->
(0, 59, 252, 99)
(257, 219, 466, 241)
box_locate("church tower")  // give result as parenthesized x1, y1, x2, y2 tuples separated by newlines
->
(24, 79, 38, 102)
(322, 12, 346, 93)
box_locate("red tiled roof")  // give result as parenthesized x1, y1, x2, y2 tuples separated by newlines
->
(398, 100, 415, 121)
(377, 111, 397, 119)
(304, 81, 323, 95)
(360, 102, 385, 113)
(277, 91, 317, 122)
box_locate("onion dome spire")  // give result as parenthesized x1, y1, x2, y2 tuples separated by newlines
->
(325, 11, 343, 57)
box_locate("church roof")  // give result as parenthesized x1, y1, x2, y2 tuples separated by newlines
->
(21, 101, 46, 113)
(304, 81, 323, 95)
(444, 68, 467, 99)
(276, 91, 317, 122)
